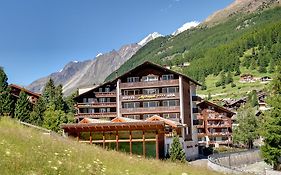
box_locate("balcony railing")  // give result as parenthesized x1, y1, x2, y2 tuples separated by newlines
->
(120, 79, 179, 89)
(121, 93, 180, 102)
(207, 123, 231, 128)
(75, 112, 117, 118)
(77, 102, 116, 108)
(94, 92, 116, 98)
(121, 106, 180, 114)
(207, 132, 232, 136)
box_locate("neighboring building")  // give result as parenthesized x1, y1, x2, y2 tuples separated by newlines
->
(239, 73, 256, 83)
(260, 76, 272, 83)
(196, 101, 235, 149)
(9, 84, 40, 104)
(68, 61, 201, 160)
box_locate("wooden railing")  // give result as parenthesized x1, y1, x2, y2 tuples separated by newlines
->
(121, 106, 180, 114)
(77, 102, 116, 108)
(121, 93, 180, 102)
(94, 92, 116, 97)
(120, 79, 179, 89)
(75, 112, 117, 118)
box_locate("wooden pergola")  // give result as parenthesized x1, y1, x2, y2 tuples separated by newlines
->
(61, 121, 165, 159)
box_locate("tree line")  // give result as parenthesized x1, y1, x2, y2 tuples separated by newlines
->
(0, 67, 76, 132)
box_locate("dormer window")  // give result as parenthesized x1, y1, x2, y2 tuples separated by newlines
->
(142, 74, 158, 82)
(162, 74, 174, 81)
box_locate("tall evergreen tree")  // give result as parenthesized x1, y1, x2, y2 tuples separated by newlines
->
(42, 79, 56, 107)
(0, 67, 14, 116)
(30, 96, 46, 126)
(225, 72, 234, 84)
(169, 133, 186, 162)
(14, 91, 32, 122)
(233, 104, 260, 149)
(261, 65, 281, 171)
(54, 84, 65, 111)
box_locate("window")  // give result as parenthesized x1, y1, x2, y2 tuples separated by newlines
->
(162, 87, 179, 93)
(127, 77, 139, 83)
(99, 108, 107, 113)
(142, 75, 158, 82)
(163, 113, 180, 119)
(143, 114, 158, 119)
(99, 98, 106, 103)
(143, 101, 159, 108)
(83, 98, 88, 103)
(123, 102, 140, 108)
(162, 74, 174, 80)
(99, 88, 103, 92)
(105, 87, 110, 92)
(124, 90, 140, 95)
(163, 100, 179, 107)
(142, 88, 159, 95)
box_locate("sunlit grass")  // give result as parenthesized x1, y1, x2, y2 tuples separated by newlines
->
(0, 117, 222, 175)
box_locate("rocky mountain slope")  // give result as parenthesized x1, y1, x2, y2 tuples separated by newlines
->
(27, 34, 162, 96)
(204, 0, 280, 26)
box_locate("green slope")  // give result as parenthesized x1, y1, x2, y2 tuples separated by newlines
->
(105, 7, 281, 100)
(0, 117, 221, 175)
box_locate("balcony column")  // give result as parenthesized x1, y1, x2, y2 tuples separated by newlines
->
(116, 79, 121, 118)
(179, 76, 185, 140)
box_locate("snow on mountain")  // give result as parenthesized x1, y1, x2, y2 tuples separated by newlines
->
(138, 32, 163, 46)
(96, 53, 103, 57)
(172, 21, 200, 36)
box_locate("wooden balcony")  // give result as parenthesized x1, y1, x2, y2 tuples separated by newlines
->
(207, 132, 232, 136)
(197, 133, 206, 138)
(207, 124, 231, 128)
(121, 106, 180, 115)
(120, 79, 179, 89)
(75, 112, 117, 119)
(121, 93, 180, 102)
(94, 92, 116, 98)
(77, 102, 116, 108)
(196, 125, 205, 129)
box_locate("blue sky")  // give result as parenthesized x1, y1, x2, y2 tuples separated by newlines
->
(0, 0, 233, 86)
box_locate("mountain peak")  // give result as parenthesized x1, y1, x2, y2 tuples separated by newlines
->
(138, 32, 163, 46)
(204, 0, 281, 26)
(172, 21, 200, 36)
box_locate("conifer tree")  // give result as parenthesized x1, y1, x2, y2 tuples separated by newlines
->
(14, 91, 32, 122)
(42, 79, 56, 106)
(233, 104, 259, 149)
(54, 84, 65, 111)
(169, 133, 186, 162)
(0, 67, 14, 116)
(261, 65, 281, 171)
(226, 72, 233, 84)
(30, 96, 46, 126)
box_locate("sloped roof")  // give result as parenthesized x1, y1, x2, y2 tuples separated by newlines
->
(198, 100, 235, 116)
(79, 118, 110, 124)
(9, 84, 41, 97)
(145, 115, 185, 128)
(74, 61, 200, 100)
(111, 116, 143, 123)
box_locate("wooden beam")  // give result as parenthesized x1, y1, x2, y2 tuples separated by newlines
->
(116, 131, 119, 151)
(90, 131, 93, 145)
(156, 131, 159, 159)
(143, 130, 146, 158)
(129, 131, 132, 156)
(103, 132, 105, 149)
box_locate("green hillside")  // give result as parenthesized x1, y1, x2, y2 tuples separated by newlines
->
(0, 117, 221, 175)
(105, 7, 281, 99)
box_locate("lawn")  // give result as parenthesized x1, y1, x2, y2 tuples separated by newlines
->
(0, 117, 222, 175)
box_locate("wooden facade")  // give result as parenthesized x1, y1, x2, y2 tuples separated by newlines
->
(196, 101, 235, 147)
(9, 84, 40, 104)
(69, 61, 201, 159)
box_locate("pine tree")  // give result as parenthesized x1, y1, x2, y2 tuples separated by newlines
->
(14, 91, 32, 122)
(225, 72, 233, 84)
(233, 104, 259, 149)
(248, 90, 259, 107)
(261, 65, 281, 171)
(0, 67, 14, 116)
(43, 105, 68, 132)
(30, 96, 46, 126)
(169, 133, 186, 162)
(54, 84, 65, 111)
(42, 79, 56, 107)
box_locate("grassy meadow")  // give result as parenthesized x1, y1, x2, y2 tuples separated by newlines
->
(0, 117, 222, 175)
